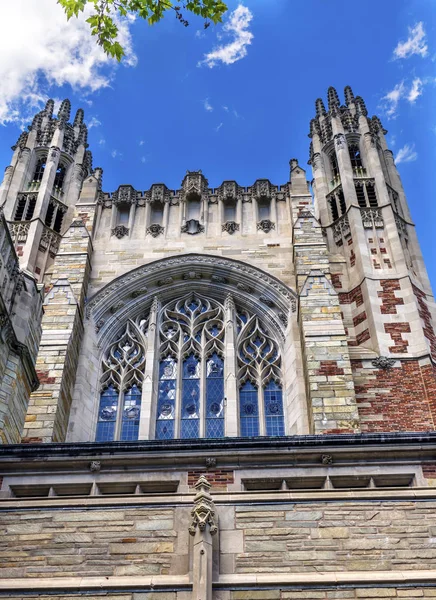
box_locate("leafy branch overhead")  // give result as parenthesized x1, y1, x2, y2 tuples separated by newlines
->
(58, 0, 228, 61)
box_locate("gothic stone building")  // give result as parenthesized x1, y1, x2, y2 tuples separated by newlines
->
(0, 87, 436, 600)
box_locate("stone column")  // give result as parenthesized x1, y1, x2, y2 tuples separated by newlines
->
(189, 476, 218, 600)
(163, 198, 170, 238)
(224, 294, 238, 437)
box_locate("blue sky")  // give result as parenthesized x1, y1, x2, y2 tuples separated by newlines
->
(0, 0, 435, 287)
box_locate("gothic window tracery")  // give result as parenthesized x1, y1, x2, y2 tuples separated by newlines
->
(33, 157, 47, 183)
(96, 319, 147, 441)
(54, 163, 66, 190)
(95, 292, 285, 441)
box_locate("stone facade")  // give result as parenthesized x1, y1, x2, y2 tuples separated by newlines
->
(1, 86, 436, 599)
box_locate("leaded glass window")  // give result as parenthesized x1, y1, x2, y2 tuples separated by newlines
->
(181, 354, 200, 438)
(206, 353, 224, 438)
(96, 319, 147, 442)
(237, 313, 284, 436)
(156, 359, 177, 440)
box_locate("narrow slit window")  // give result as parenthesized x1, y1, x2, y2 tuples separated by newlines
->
(33, 157, 46, 182)
(349, 144, 363, 169)
(54, 164, 66, 190)
(14, 196, 27, 221)
(53, 210, 64, 233)
(330, 152, 339, 179)
(338, 189, 347, 214)
(45, 203, 55, 227)
(367, 183, 378, 207)
(329, 197, 339, 221)
(355, 184, 366, 208)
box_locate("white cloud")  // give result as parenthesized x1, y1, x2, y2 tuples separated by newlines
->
(381, 81, 406, 118)
(139, 140, 145, 146)
(215, 122, 223, 132)
(394, 22, 428, 59)
(222, 105, 229, 112)
(195, 30, 205, 39)
(407, 77, 423, 103)
(199, 5, 253, 68)
(395, 143, 418, 164)
(111, 149, 122, 159)
(0, 0, 136, 125)
(87, 116, 101, 129)
(204, 98, 213, 112)
(98, 138, 106, 146)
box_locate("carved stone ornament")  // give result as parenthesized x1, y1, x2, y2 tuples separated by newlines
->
(130, 287, 148, 298)
(188, 476, 218, 537)
(157, 277, 173, 287)
(110, 302, 124, 313)
(334, 133, 347, 150)
(216, 180, 243, 203)
(205, 457, 217, 468)
(237, 283, 253, 293)
(183, 271, 202, 281)
(372, 356, 396, 370)
(181, 219, 205, 235)
(257, 219, 275, 233)
(89, 460, 101, 472)
(112, 185, 137, 206)
(321, 454, 333, 465)
(211, 275, 228, 284)
(222, 221, 240, 234)
(95, 319, 105, 333)
(361, 208, 384, 229)
(147, 224, 164, 237)
(111, 225, 129, 239)
(259, 296, 275, 308)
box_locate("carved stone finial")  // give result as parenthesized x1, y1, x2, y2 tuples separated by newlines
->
(327, 86, 340, 112)
(315, 98, 327, 118)
(89, 460, 101, 472)
(57, 99, 71, 122)
(344, 85, 355, 106)
(73, 108, 84, 127)
(189, 476, 218, 537)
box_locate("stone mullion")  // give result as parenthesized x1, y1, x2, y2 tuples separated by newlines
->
(257, 376, 266, 436)
(224, 295, 238, 437)
(139, 298, 159, 440)
(236, 196, 242, 228)
(162, 199, 170, 238)
(175, 340, 183, 439)
(127, 202, 136, 234)
(202, 196, 208, 234)
(218, 198, 224, 236)
(199, 344, 206, 438)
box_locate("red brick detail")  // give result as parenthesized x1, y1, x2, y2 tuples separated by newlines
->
(331, 274, 342, 289)
(413, 284, 436, 357)
(384, 323, 411, 353)
(323, 428, 355, 434)
(423, 465, 436, 479)
(339, 285, 363, 307)
(350, 249, 356, 267)
(347, 238, 353, 246)
(380, 248, 387, 254)
(36, 370, 56, 385)
(348, 328, 370, 347)
(377, 280, 404, 315)
(21, 437, 43, 443)
(353, 360, 436, 432)
(353, 311, 367, 327)
(371, 248, 377, 255)
(317, 361, 344, 376)
(188, 469, 234, 490)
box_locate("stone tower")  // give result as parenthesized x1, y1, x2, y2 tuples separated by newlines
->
(309, 86, 436, 431)
(0, 99, 93, 280)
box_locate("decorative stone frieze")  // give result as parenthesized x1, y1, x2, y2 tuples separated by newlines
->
(361, 208, 384, 229)
(372, 356, 396, 369)
(112, 185, 137, 205)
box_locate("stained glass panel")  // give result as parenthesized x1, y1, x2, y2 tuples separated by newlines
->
(156, 359, 177, 440)
(206, 354, 224, 438)
(181, 355, 200, 438)
(264, 381, 285, 436)
(239, 381, 259, 437)
(96, 386, 118, 442)
(120, 384, 141, 441)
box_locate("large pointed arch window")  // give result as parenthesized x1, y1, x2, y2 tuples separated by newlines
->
(95, 292, 285, 441)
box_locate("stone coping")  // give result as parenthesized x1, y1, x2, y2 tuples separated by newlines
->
(2, 571, 436, 592)
(1, 487, 436, 509)
(2, 431, 436, 458)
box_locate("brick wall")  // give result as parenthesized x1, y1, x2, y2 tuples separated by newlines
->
(352, 359, 436, 432)
(188, 469, 234, 490)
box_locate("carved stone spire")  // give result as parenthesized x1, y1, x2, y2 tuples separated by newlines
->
(327, 86, 340, 112)
(315, 98, 327, 118)
(73, 108, 84, 127)
(344, 85, 355, 106)
(189, 476, 217, 600)
(57, 99, 71, 122)
(355, 95, 368, 117)
(44, 99, 54, 118)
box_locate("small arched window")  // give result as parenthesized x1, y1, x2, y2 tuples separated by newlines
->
(349, 144, 363, 170)
(54, 164, 66, 190)
(330, 152, 339, 179)
(33, 157, 46, 182)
